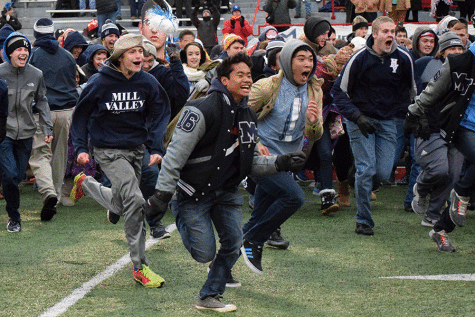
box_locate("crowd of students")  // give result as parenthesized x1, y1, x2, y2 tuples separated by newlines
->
(2, 0, 475, 312)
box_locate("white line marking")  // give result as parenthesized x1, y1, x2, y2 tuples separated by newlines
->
(380, 274, 475, 281)
(39, 224, 177, 317)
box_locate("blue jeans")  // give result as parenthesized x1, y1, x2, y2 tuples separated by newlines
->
(295, 0, 311, 15)
(242, 172, 305, 245)
(347, 118, 397, 227)
(170, 188, 243, 299)
(394, 118, 421, 209)
(0, 138, 33, 223)
(79, 0, 95, 9)
(453, 127, 475, 196)
(129, 0, 144, 17)
(97, 11, 119, 34)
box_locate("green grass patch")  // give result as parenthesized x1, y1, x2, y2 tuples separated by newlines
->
(1, 183, 475, 316)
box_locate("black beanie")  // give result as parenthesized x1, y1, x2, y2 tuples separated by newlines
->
(6, 36, 30, 57)
(304, 17, 331, 44)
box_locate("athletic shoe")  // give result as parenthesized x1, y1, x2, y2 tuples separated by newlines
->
(312, 187, 320, 196)
(421, 216, 438, 228)
(40, 195, 58, 221)
(132, 265, 165, 288)
(429, 229, 456, 253)
(319, 189, 339, 214)
(241, 240, 263, 275)
(7, 219, 21, 232)
(294, 170, 309, 182)
(107, 210, 120, 224)
(411, 184, 427, 217)
(449, 189, 470, 227)
(371, 191, 377, 201)
(265, 227, 290, 249)
(195, 295, 237, 312)
(150, 223, 171, 239)
(355, 222, 374, 236)
(70, 172, 86, 203)
(207, 261, 242, 287)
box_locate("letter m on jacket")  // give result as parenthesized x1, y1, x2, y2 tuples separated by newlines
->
(239, 121, 256, 143)
(452, 72, 474, 96)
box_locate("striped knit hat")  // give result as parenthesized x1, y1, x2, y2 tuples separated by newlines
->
(223, 34, 244, 50)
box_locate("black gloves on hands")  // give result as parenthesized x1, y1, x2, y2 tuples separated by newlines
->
(275, 151, 306, 173)
(355, 114, 377, 138)
(403, 111, 431, 140)
(240, 16, 245, 27)
(230, 19, 235, 28)
(143, 191, 173, 223)
(165, 45, 180, 62)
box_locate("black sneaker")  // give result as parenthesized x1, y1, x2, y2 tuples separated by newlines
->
(265, 227, 289, 249)
(355, 222, 374, 236)
(41, 195, 58, 221)
(195, 295, 237, 312)
(421, 216, 438, 228)
(107, 210, 120, 224)
(7, 219, 21, 232)
(241, 240, 263, 275)
(150, 223, 171, 239)
(429, 229, 456, 253)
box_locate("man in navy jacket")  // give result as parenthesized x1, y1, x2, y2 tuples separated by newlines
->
(332, 16, 415, 235)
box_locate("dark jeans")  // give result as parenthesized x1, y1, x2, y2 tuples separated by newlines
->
(0, 137, 33, 223)
(129, 0, 144, 17)
(435, 127, 475, 233)
(243, 172, 305, 245)
(170, 188, 243, 298)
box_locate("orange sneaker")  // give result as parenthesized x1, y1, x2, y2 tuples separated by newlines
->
(70, 172, 86, 203)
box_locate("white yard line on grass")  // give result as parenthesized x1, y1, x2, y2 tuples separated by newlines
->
(39, 224, 177, 317)
(380, 274, 475, 281)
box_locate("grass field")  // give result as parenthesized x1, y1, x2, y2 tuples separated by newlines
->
(1, 182, 475, 317)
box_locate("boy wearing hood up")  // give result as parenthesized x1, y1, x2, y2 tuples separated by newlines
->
(0, 32, 53, 232)
(240, 39, 323, 274)
(409, 26, 439, 61)
(28, 18, 78, 221)
(70, 34, 170, 288)
(301, 17, 336, 57)
(331, 16, 415, 236)
(144, 52, 306, 311)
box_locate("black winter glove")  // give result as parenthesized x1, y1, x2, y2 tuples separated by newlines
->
(240, 16, 245, 27)
(230, 19, 235, 28)
(143, 191, 173, 223)
(275, 151, 306, 173)
(0, 116, 6, 144)
(404, 111, 431, 140)
(165, 45, 180, 62)
(355, 114, 377, 138)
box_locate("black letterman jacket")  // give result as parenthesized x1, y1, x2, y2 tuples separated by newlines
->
(408, 49, 475, 144)
(157, 79, 279, 200)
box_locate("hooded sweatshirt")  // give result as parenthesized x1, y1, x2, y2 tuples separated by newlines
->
(30, 33, 78, 110)
(409, 26, 439, 61)
(80, 44, 109, 79)
(63, 31, 88, 65)
(0, 32, 53, 139)
(70, 62, 171, 157)
(332, 35, 415, 122)
(257, 39, 318, 156)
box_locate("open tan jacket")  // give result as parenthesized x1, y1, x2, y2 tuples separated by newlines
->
(351, 0, 380, 13)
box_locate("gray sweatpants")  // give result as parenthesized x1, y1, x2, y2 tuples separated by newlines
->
(82, 146, 148, 269)
(414, 133, 463, 219)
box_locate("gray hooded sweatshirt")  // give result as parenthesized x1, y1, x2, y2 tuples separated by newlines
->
(259, 39, 318, 155)
(409, 26, 440, 61)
